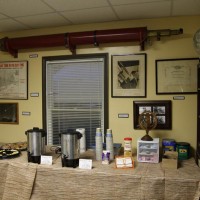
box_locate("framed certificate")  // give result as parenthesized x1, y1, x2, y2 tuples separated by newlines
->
(156, 58, 199, 94)
(0, 61, 28, 99)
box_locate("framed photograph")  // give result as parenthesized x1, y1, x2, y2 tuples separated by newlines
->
(156, 58, 199, 94)
(0, 61, 28, 99)
(0, 102, 19, 124)
(111, 53, 146, 97)
(133, 100, 172, 130)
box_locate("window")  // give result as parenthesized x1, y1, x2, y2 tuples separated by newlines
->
(42, 54, 108, 148)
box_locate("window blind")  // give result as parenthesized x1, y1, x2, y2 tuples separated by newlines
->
(45, 57, 105, 148)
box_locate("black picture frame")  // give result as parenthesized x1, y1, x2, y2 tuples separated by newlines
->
(156, 57, 199, 94)
(133, 100, 172, 130)
(0, 102, 19, 124)
(111, 53, 147, 98)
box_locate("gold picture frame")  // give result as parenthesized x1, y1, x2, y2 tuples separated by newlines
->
(156, 58, 199, 94)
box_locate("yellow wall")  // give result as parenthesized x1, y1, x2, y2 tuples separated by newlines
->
(0, 16, 199, 156)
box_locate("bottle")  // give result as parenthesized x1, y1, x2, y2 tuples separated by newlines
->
(95, 128, 103, 161)
(124, 137, 132, 157)
(106, 129, 114, 160)
(76, 128, 86, 153)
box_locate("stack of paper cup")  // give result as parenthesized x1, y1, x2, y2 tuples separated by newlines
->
(76, 128, 86, 153)
(95, 128, 103, 161)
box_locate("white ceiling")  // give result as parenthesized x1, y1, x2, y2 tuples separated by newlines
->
(0, 0, 199, 33)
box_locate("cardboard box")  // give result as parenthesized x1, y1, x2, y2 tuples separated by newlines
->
(162, 151, 178, 169)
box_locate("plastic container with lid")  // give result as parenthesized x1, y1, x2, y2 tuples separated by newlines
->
(176, 142, 190, 160)
(162, 138, 176, 153)
(124, 137, 132, 157)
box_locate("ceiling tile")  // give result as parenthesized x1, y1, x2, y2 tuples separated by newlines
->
(172, 0, 200, 16)
(109, 0, 167, 5)
(0, 0, 53, 17)
(0, 0, 198, 33)
(43, 0, 109, 11)
(61, 7, 118, 24)
(114, 1, 171, 19)
(16, 13, 71, 29)
(0, 19, 29, 32)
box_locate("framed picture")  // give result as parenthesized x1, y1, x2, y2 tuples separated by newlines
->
(0, 102, 19, 124)
(111, 53, 146, 97)
(0, 61, 28, 99)
(133, 100, 172, 130)
(156, 58, 199, 94)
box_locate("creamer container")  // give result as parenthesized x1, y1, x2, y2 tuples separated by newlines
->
(124, 137, 132, 157)
(102, 150, 110, 164)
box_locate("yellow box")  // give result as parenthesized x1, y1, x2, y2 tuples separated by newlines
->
(115, 156, 134, 169)
(162, 151, 178, 169)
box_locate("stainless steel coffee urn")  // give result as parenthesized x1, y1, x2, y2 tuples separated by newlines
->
(61, 129, 82, 168)
(25, 127, 46, 164)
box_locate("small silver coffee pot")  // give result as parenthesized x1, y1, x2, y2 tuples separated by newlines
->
(60, 129, 82, 168)
(25, 127, 46, 164)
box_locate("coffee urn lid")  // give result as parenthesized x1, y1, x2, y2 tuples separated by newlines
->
(25, 127, 46, 137)
(62, 129, 78, 135)
(61, 129, 82, 139)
